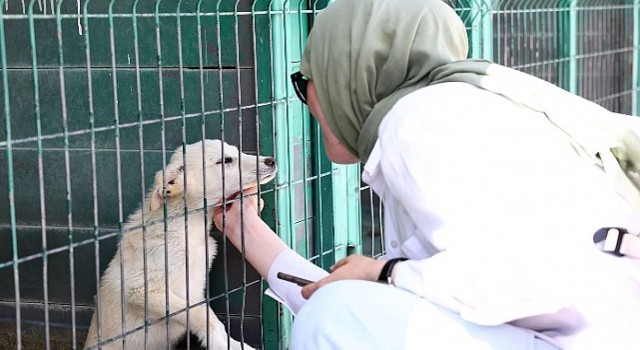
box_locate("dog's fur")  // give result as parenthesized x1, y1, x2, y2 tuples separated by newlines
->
(83, 140, 276, 350)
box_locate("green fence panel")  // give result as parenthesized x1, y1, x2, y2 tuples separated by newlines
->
(1, 0, 270, 348)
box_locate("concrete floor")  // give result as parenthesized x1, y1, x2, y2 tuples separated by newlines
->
(0, 322, 257, 350)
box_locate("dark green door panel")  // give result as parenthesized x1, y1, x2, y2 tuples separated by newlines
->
(3, 0, 260, 69)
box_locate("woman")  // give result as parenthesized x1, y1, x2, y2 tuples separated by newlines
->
(215, 0, 640, 348)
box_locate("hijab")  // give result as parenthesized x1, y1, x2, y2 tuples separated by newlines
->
(300, 0, 640, 214)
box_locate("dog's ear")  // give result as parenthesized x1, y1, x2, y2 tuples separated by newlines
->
(149, 165, 184, 211)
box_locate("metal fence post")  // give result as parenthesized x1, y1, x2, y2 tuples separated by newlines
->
(332, 163, 362, 258)
(634, 0, 639, 115)
(558, 0, 578, 94)
(565, 0, 578, 94)
(467, 0, 494, 59)
(268, 2, 295, 347)
(0, 7, 21, 350)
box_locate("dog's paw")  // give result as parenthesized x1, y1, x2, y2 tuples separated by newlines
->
(235, 343, 256, 350)
(228, 338, 256, 350)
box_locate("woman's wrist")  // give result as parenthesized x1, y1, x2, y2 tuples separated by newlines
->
(233, 215, 287, 278)
(221, 210, 262, 238)
(371, 259, 387, 281)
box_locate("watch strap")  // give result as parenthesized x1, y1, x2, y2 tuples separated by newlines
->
(377, 257, 408, 283)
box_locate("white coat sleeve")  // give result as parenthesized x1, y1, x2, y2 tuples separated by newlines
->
(264, 248, 329, 315)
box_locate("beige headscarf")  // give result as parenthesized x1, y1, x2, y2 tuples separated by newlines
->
(300, 0, 640, 214)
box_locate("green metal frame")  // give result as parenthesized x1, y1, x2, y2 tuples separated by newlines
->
(264, 0, 361, 347)
(467, 0, 493, 59)
(559, 0, 578, 94)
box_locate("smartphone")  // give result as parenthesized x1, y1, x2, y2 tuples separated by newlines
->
(277, 272, 314, 287)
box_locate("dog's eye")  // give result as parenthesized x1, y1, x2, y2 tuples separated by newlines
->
(216, 157, 233, 165)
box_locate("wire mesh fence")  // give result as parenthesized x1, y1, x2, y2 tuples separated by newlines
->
(492, 0, 636, 113)
(1, 1, 300, 348)
(1, 0, 638, 349)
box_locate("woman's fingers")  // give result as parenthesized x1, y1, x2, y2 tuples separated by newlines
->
(213, 186, 262, 230)
(301, 275, 333, 299)
(330, 256, 350, 271)
(236, 186, 260, 210)
(301, 255, 388, 299)
(302, 257, 357, 299)
(221, 186, 261, 211)
(241, 186, 260, 196)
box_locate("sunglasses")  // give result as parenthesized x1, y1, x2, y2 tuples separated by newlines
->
(290, 71, 308, 104)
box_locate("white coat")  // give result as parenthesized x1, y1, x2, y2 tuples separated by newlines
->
(269, 82, 640, 349)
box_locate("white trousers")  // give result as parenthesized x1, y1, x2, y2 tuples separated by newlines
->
(290, 280, 560, 350)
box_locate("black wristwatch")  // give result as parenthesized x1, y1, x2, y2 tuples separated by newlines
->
(377, 258, 408, 285)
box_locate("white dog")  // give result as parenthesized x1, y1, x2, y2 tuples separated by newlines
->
(83, 139, 276, 350)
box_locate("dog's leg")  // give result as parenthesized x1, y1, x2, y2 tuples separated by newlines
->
(130, 291, 254, 350)
(178, 300, 256, 350)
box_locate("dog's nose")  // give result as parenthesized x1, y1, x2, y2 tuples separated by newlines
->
(263, 157, 275, 166)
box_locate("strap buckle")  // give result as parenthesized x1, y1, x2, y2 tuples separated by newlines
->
(593, 227, 640, 258)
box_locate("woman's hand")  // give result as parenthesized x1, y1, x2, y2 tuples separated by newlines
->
(211, 186, 287, 279)
(301, 255, 386, 299)
(213, 186, 264, 232)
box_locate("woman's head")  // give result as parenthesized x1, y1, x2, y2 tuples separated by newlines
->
(299, 0, 468, 162)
